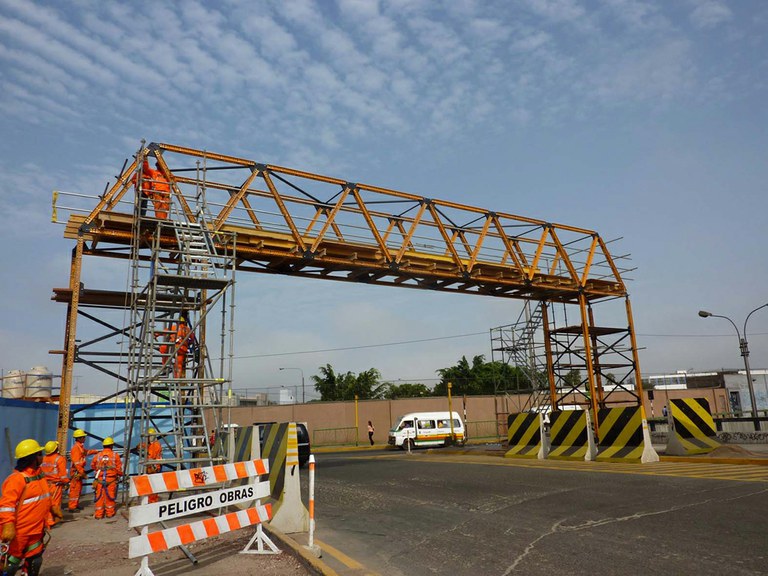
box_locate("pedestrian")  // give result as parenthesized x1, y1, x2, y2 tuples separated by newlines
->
(367, 421, 375, 446)
(91, 437, 123, 519)
(150, 162, 171, 219)
(137, 429, 162, 504)
(40, 441, 68, 527)
(0, 439, 62, 576)
(67, 429, 98, 513)
(662, 405, 668, 418)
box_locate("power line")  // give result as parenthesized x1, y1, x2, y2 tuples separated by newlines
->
(237, 331, 488, 359)
(234, 330, 768, 360)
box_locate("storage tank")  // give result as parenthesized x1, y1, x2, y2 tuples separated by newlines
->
(26, 366, 53, 399)
(1, 370, 25, 399)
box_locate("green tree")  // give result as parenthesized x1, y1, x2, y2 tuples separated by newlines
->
(433, 355, 533, 396)
(384, 382, 431, 399)
(311, 364, 387, 401)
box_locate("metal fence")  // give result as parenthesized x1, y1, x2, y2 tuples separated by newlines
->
(313, 426, 358, 447)
(465, 420, 500, 441)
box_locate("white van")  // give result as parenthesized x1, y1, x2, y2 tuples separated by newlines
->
(388, 411, 465, 449)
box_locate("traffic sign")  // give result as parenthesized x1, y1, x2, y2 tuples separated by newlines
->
(129, 481, 271, 527)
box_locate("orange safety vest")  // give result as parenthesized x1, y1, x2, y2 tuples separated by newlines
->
(91, 449, 123, 484)
(40, 454, 68, 485)
(0, 467, 51, 535)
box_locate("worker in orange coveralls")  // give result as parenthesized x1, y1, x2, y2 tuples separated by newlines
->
(0, 439, 61, 576)
(173, 315, 197, 379)
(138, 429, 163, 504)
(40, 441, 68, 528)
(150, 162, 171, 219)
(90, 438, 123, 520)
(67, 429, 98, 513)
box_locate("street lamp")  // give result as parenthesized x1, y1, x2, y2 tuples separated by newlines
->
(279, 367, 305, 404)
(698, 303, 768, 418)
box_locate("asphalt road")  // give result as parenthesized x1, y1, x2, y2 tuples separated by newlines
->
(309, 449, 767, 576)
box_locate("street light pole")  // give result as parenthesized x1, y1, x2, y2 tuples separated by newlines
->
(279, 367, 305, 404)
(699, 303, 768, 418)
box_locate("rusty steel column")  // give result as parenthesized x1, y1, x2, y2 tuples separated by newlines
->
(57, 236, 84, 448)
(540, 301, 558, 410)
(578, 293, 600, 438)
(625, 295, 645, 405)
(587, 303, 606, 406)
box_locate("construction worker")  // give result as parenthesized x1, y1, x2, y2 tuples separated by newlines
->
(138, 429, 162, 504)
(90, 438, 123, 520)
(151, 162, 171, 219)
(40, 441, 68, 528)
(0, 439, 62, 576)
(67, 429, 97, 513)
(173, 315, 197, 379)
(130, 158, 155, 218)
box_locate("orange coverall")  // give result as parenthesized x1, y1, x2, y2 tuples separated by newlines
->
(90, 448, 123, 519)
(0, 466, 52, 563)
(149, 167, 170, 219)
(139, 440, 163, 504)
(173, 322, 195, 378)
(67, 441, 96, 511)
(40, 453, 68, 527)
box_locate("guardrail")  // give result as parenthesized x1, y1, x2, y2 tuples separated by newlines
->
(465, 420, 500, 441)
(312, 426, 358, 447)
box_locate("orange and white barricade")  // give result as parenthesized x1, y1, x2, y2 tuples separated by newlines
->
(129, 458, 277, 576)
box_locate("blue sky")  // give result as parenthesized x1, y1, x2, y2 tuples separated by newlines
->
(1, 0, 766, 399)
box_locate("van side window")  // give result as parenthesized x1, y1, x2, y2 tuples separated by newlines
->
(437, 419, 450, 428)
(453, 419, 461, 428)
(417, 419, 435, 429)
(399, 421, 414, 430)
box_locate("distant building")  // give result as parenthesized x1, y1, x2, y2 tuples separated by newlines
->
(643, 369, 768, 413)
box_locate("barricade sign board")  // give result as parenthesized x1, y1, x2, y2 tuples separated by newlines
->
(129, 480, 271, 527)
(128, 502, 272, 559)
(129, 458, 269, 497)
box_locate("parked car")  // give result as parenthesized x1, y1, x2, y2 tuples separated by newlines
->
(253, 421, 311, 467)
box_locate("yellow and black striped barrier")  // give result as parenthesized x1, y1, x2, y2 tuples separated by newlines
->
(596, 406, 653, 462)
(505, 413, 543, 458)
(548, 410, 596, 461)
(261, 422, 290, 500)
(666, 398, 721, 456)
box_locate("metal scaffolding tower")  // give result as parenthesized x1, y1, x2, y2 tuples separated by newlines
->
(123, 147, 237, 474)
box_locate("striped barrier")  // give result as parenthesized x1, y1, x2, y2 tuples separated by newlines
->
(129, 458, 269, 497)
(596, 406, 659, 463)
(547, 410, 597, 461)
(258, 422, 308, 534)
(505, 413, 545, 459)
(129, 502, 272, 558)
(666, 398, 721, 456)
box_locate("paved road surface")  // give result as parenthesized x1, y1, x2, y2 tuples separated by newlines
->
(309, 450, 767, 575)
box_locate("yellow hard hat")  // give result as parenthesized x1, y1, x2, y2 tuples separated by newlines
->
(15, 439, 43, 459)
(73, 429, 87, 438)
(103, 437, 115, 446)
(148, 428, 157, 435)
(44, 440, 59, 455)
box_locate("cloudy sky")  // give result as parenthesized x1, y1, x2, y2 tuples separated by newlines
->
(1, 0, 766, 400)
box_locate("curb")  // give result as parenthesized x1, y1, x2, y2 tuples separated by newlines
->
(263, 523, 340, 576)
(312, 444, 388, 453)
(659, 455, 768, 466)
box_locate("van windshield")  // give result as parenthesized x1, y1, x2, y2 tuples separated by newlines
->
(391, 418, 414, 432)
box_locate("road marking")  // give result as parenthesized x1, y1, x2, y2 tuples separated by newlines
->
(358, 453, 768, 483)
(315, 538, 382, 575)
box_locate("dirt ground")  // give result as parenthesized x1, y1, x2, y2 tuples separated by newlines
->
(40, 501, 312, 576)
